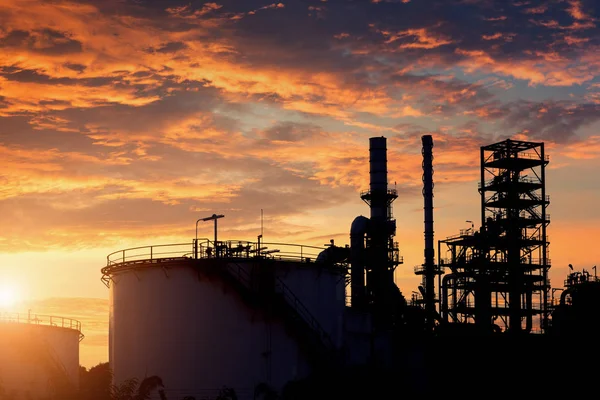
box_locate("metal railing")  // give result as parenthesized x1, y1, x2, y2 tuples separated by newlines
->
(0, 312, 82, 332)
(479, 176, 543, 188)
(106, 239, 328, 268)
(359, 188, 398, 198)
(106, 242, 198, 266)
(413, 264, 445, 274)
(517, 152, 550, 161)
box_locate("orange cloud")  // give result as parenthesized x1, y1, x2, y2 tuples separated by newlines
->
(559, 136, 600, 159)
(455, 48, 596, 86)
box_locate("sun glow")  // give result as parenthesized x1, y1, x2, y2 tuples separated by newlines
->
(0, 284, 21, 309)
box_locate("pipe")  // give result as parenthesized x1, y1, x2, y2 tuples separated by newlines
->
(350, 215, 370, 309)
(559, 287, 574, 306)
(369, 137, 388, 221)
(441, 273, 454, 323)
(422, 134, 435, 331)
(525, 290, 532, 333)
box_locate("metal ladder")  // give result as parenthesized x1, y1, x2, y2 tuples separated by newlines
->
(223, 261, 338, 365)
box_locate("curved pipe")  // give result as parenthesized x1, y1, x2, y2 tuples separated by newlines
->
(441, 273, 455, 323)
(560, 287, 575, 306)
(350, 215, 370, 308)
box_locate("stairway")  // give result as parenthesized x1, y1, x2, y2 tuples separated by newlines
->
(207, 259, 339, 369)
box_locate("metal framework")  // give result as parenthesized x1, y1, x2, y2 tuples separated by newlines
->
(439, 139, 550, 334)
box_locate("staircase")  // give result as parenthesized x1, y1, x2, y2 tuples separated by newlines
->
(206, 259, 339, 369)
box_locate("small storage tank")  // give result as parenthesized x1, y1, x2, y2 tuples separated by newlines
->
(0, 313, 83, 399)
(103, 240, 346, 400)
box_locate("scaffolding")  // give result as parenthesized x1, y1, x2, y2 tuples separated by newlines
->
(439, 139, 550, 334)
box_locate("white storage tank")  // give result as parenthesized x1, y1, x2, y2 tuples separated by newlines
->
(0, 313, 83, 399)
(103, 240, 347, 400)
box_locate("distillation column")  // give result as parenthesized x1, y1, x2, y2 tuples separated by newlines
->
(360, 137, 399, 324)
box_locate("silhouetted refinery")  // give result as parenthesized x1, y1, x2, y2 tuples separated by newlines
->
(100, 136, 598, 399)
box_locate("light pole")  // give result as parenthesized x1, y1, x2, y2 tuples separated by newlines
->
(195, 218, 202, 259)
(466, 220, 474, 234)
(199, 214, 224, 257)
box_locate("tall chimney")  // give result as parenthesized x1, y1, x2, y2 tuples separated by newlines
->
(422, 135, 435, 331)
(369, 136, 389, 221)
(360, 137, 399, 318)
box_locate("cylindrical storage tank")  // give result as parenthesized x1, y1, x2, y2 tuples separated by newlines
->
(105, 246, 345, 400)
(273, 261, 346, 347)
(0, 314, 82, 399)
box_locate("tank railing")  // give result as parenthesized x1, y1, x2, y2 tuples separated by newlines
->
(195, 239, 325, 263)
(107, 242, 199, 266)
(0, 312, 82, 332)
(106, 240, 328, 268)
(224, 263, 336, 354)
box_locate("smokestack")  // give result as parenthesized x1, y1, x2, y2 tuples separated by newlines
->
(422, 135, 435, 331)
(369, 136, 388, 221)
(358, 136, 399, 319)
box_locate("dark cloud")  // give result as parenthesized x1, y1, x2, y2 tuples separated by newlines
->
(147, 41, 189, 54)
(259, 121, 322, 142)
(0, 28, 83, 55)
(0, 66, 116, 86)
(499, 100, 600, 143)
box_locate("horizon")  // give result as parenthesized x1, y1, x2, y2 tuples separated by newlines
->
(0, 0, 599, 369)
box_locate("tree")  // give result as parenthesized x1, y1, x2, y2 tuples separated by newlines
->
(110, 376, 164, 400)
(80, 362, 112, 400)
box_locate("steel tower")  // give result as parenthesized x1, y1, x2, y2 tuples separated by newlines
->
(479, 139, 550, 333)
(438, 139, 550, 334)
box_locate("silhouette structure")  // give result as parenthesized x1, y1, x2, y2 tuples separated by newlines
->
(99, 136, 598, 399)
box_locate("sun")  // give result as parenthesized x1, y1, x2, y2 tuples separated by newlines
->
(0, 284, 21, 309)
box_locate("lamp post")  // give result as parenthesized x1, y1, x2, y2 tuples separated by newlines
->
(466, 220, 474, 234)
(198, 214, 224, 257)
(195, 218, 202, 259)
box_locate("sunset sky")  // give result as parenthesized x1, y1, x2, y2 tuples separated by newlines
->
(0, 0, 599, 368)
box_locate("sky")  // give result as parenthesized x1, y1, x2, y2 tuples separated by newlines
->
(0, 0, 599, 368)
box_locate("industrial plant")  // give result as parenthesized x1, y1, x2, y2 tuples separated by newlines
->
(101, 136, 599, 398)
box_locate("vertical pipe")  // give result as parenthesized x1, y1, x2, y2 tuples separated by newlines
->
(438, 240, 444, 321)
(369, 136, 388, 220)
(367, 137, 390, 313)
(480, 147, 486, 234)
(351, 216, 369, 308)
(422, 135, 435, 331)
(540, 143, 548, 331)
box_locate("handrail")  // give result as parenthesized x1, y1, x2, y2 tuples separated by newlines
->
(274, 277, 336, 351)
(105, 240, 328, 268)
(224, 263, 335, 354)
(479, 176, 543, 188)
(0, 312, 82, 333)
(360, 188, 398, 198)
